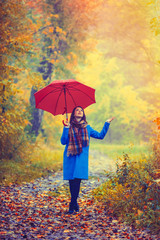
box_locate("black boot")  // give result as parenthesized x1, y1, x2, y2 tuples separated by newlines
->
(73, 202, 79, 212)
(69, 202, 74, 214)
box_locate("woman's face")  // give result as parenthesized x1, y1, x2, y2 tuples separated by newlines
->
(74, 107, 84, 118)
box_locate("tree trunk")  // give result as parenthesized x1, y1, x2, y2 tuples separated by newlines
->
(29, 87, 44, 136)
(2, 85, 5, 114)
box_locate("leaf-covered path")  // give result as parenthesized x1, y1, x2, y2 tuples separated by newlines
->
(0, 151, 158, 239)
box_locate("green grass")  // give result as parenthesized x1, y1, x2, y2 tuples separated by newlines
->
(0, 142, 153, 186)
(90, 142, 152, 160)
(0, 144, 63, 186)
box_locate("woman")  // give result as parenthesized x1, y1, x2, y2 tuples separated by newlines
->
(61, 106, 115, 213)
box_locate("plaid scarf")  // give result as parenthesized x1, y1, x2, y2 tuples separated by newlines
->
(67, 119, 89, 157)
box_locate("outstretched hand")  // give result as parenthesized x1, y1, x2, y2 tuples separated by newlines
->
(106, 117, 115, 123)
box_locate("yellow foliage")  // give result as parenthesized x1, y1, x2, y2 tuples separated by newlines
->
(49, 27, 54, 33)
(0, 0, 37, 162)
(25, 71, 45, 90)
(51, 14, 59, 18)
(93, 152, 160, 232)
(56, 26, 63, 33)
(77, 50, 104, 88)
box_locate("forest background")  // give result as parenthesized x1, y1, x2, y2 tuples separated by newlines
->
(0, 0, 160, 184)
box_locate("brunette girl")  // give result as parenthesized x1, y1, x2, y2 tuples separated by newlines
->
(61, 106, 115, 213)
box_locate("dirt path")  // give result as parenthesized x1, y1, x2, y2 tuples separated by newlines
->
(0, 151, 158, 239)
(89, 150, 116, 174)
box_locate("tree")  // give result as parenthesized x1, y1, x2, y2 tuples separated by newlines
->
(26, 0, 102, 136)
(0, 0, 36, 159)
(75, 0, 160, 143)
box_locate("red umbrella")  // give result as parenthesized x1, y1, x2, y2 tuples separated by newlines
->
(34, 79, 96, 121)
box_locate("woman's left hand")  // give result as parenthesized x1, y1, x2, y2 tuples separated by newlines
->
(106, 117, 115, 123)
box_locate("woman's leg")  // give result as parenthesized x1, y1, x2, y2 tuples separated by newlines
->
(73, 178, 81, 211)
(69, 178, 81, 213)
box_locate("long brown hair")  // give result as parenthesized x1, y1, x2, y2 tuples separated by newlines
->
(70, 106, 87, 124)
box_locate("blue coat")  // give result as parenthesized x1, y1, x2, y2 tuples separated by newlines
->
(60, 122, 110, 180)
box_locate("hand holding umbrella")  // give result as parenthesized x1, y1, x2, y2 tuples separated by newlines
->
(63, 119, 70, 127)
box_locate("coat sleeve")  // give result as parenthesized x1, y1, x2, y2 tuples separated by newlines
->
(89, 122, 110, 139)
(60, 127, 69, 145)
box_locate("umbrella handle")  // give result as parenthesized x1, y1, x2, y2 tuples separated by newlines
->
(62, 119, 69, 126)
(62, 113, 69, 126)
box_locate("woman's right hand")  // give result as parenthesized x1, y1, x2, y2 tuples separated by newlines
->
(62, 120, 70, 127)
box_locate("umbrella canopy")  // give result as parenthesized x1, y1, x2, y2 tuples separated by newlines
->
(34, 79, 96, 117)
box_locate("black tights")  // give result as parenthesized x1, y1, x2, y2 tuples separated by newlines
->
(69, 178, 81, 204)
